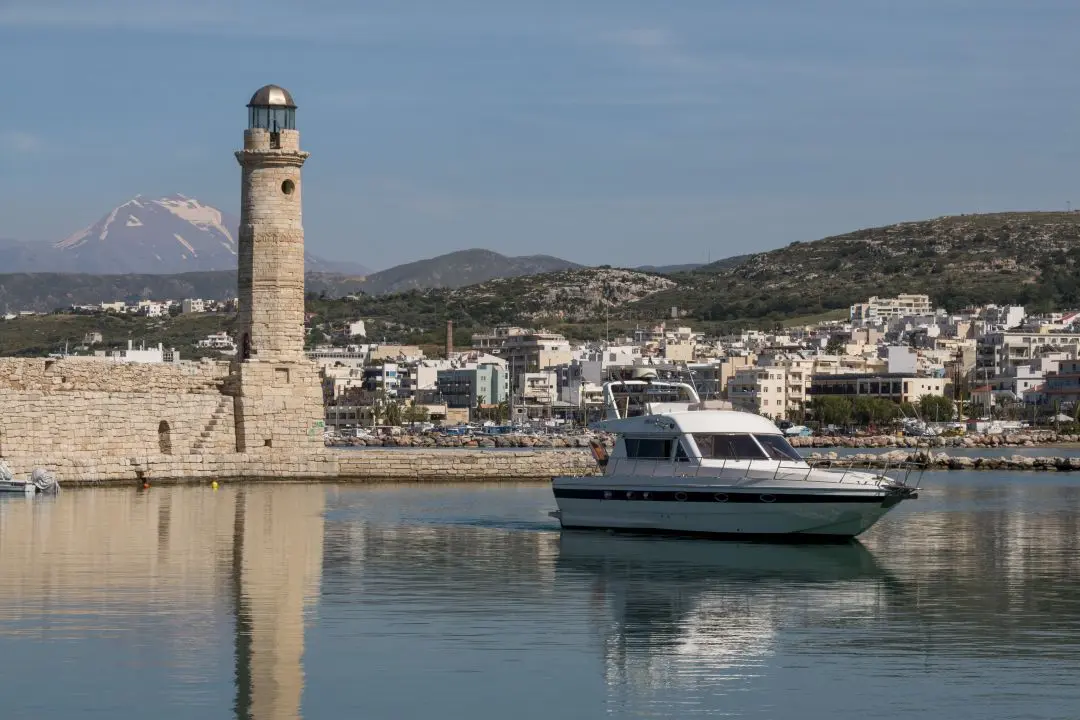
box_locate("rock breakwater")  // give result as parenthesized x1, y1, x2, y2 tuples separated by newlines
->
(790, 432, 1078, 449)
(328, 434, 607, 449)
(806, 450, 1080, 472)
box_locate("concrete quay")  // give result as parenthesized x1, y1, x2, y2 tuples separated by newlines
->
(1, 448, 601, 486)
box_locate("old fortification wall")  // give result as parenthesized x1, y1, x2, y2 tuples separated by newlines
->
(0, 359, 599, 485)
(0, 358, 237, 458)
(1, 449, 600, 485)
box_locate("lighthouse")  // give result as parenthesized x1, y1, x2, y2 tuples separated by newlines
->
(231, 85, 324, 452)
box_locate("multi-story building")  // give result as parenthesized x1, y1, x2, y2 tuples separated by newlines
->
(197, 332, 236, 354)
(181, 298, 205, 313)
(515, 371, 559, 418)
(470, 326, 530, 353)
(977, 332, 1080, 374)
(808, 374, 946, 405)
(503, 332, 572, 381)
(436, 365, 509, 410)
(728, 366, 790, 420)
(1042, 360, 1080, 406)
(850, 294, 933, 324)
(362, 362, 401, 396)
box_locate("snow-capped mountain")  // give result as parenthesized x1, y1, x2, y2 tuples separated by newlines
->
(0, 194, 369, 275)
(55, 194, 242, 273)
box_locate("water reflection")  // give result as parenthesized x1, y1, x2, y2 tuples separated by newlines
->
(555, 533, 894, 694)
(0, 485, 323, 720)
(3, 476, 1080, 719)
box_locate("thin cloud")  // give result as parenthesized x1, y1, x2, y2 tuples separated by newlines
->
(0, 131, 45, 153)
(598, 27, 711, 73)
(0, 0, 368, 39)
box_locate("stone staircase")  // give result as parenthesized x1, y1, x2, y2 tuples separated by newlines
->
(191, 396, 232, 453)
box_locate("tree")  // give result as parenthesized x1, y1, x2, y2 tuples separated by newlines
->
(403, 403, 429, 425)
(474, 392, 488, 423)
(306, 326, 327, 348)
(809, 396, 853, 427)
(919, 394, 955, 422)
(383, 400, 402, 427)
(824, 337, 846, 355)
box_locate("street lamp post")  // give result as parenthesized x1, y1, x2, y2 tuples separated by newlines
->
(580, 379, 587, 428)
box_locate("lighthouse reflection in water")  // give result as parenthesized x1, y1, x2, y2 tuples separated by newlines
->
(2, 478, 1080, 719)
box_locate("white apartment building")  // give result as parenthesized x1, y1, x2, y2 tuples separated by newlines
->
(136, 300, 167, 317)
(978, 332, 1080, 374)
(850, 294, 933, 324)
(98, 341, 180, 364)
(503, 332, 572, 380)
(181, 298, 206, 313)
(197, 332, 237, 354)
(728, 366, 790, 420)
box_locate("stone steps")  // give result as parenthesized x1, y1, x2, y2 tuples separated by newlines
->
(191, 397, 232, 452)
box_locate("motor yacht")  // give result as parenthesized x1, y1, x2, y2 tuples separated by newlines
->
(551, 377, 919, 540)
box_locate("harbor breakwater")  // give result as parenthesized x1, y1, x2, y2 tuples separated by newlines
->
(807, 450, 1080, 471)
(789, 432, 1079, 449)
(330, 431, 1080, 450)
(328, 434, 600, 449)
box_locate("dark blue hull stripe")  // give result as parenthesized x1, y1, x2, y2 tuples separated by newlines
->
(554, 488, 915, 506)
(560, 527, 858, 543)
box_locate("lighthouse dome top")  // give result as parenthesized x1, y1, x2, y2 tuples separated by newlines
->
(247, 85, 297, 132)
(247, 84, 296, 108)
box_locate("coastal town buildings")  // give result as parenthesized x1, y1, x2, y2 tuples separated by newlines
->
(850, 294, 933, 324)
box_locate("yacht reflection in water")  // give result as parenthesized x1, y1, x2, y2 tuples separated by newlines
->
(556, 532, 893, 689)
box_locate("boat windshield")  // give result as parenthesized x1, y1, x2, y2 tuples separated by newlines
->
(753, 434, 804, 461)
(692, 433, 804, 461)
(693, 434, 767, 460)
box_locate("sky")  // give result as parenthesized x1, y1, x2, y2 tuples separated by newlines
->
(2, 0, 1080, 271)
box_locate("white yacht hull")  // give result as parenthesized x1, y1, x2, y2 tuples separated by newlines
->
(552, 476, 913, 540)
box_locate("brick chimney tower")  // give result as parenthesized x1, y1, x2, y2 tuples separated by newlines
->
(446, 320, 454, 359)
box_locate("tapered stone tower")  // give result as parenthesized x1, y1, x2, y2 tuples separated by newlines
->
(231, 84, 324, 452)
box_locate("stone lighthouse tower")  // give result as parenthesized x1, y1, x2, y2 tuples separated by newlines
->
(231, 84, 324, 452)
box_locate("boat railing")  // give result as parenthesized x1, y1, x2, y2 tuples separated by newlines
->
(606, 456, 925, 489)
(806, 458, 927, 490)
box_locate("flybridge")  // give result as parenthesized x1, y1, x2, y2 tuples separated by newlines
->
(600, 379, 701, 420)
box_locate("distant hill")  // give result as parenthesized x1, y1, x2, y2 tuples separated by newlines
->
(0, 271, 374, 313)
(635, 263, 705, 274)
(12, 211, 1078, 326)
(0, 249, 579, 312)
(696, 253, 754, 272)
(635, 211, 1080, 322)
(0, 194, 369, 275)
(351, 249, 580, 294)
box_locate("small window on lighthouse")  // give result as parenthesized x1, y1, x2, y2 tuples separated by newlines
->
(282, 179, 296, 195)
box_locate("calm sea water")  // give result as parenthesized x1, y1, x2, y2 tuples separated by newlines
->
(2, 474, 1080, 719)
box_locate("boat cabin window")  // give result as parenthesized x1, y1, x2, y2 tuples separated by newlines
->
(623, 437, 674, 459)
(753, 434, 804, 461)
(693, 433, 768, 460)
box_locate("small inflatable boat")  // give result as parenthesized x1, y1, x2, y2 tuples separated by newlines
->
(0, 462, 60, 494)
